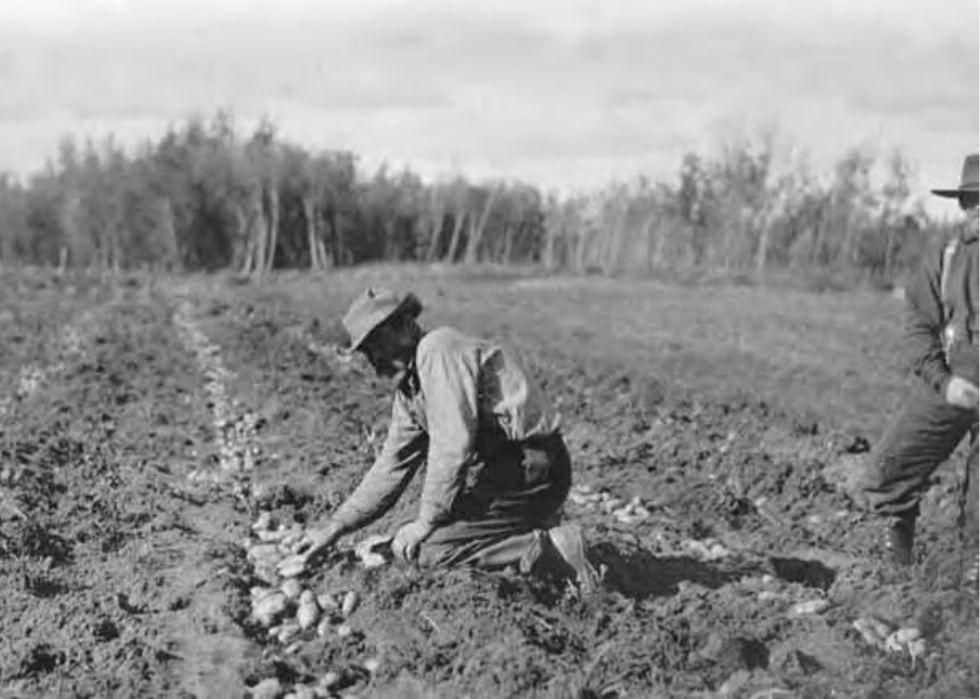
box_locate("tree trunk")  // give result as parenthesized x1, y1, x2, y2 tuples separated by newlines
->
(643, 212, 658, 276)
(575, 222, 594, 273)
(426, 213, 445, 261)
(327, 209, 345, 266)
(316, 237, 329, 269)
(231, 205, 248, 273)
(445, 209, 466, 263)
(502, 223, 516, 264)
(302, 196, 320, 270)
(754, 200, 782, 277)
(464, 185, 499, 264)
(264, 186, 280, 274)
(884, 224, 895, 278)
(542, 209, 561, 270)
(426, 189, 445, 262)
(240, 202, 258, 275)
(252, 191, 267, 275)
(606, 203, 628, 273)
(60, 192, 84, 269)
(158, 197, 178, 271)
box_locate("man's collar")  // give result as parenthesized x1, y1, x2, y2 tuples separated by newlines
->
(397, 353, 420, 397)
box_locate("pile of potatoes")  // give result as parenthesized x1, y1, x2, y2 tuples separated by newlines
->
(568, 483, 743, 562)
(173, 300, 259, 481)
(852, 617, 927, 662)
(249, 660, 379, 699)
(682, 537, 732, 561)
(246, 513, 378, 642)
(567, 483, 651, 525)
(0, 319, 88, 419)
(245, 513, 385, 698)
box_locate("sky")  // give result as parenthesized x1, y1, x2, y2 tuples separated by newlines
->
(0, 0, 977, 217)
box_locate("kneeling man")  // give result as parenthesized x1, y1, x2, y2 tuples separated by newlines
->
(294, 287, 597, 590)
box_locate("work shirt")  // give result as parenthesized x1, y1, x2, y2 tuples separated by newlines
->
(905, 223, 979, 392)
(332, 327, 561, 530)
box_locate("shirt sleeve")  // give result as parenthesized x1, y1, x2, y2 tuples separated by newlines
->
(331, 391, 427, 530)
(904, 247, 951, 395)
(415, 340, 480, 527)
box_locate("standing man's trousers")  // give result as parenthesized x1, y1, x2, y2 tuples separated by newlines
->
(859, 383, 978, 539)
(417, 432, 572, 570)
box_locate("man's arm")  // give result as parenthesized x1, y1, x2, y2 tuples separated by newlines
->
(904, 247, 951, 395)
(415, 341, 480, 528)
(330, 392, 428, 532)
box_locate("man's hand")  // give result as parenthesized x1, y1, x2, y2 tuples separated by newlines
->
(292, 520, 346, 564)
(945, 376, 979, 410)
(392, 520, 435, 563)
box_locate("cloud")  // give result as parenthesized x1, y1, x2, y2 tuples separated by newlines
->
(0, 0, 975, 205)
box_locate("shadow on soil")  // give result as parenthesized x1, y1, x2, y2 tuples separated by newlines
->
(590, 541, 760, 599)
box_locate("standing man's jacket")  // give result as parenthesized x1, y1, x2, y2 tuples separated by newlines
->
(905, 225, 979, 391)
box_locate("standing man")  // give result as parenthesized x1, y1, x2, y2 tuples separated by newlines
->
(293, 287, 598, 591)
(858, 153, 979, 566)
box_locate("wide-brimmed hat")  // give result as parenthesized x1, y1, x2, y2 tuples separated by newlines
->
(932, 154, 979, 198)
(341, 287, 422, 353)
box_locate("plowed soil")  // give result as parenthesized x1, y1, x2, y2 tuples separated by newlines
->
(1, 266, 976, 699)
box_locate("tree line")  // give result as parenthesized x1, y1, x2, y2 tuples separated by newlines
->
(0, 111, 952, 284)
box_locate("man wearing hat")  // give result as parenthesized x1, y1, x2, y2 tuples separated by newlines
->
(857, 153, 979, 567)
(292, 287, 598, 590)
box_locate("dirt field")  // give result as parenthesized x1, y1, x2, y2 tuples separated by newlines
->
(1, 266, 976, 699)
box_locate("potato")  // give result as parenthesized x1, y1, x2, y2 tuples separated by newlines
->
(278, 622, 301, 644)
(865, 617, 894, 639)
(281, 531, 304, 549)
(884, 633, 904, 654)
(601, 498, 623, 514)
(316, 618, 332, 638)
(252, 512, 273, 532)
(247, 544, 281, 564)
(281, 579, 302, 600)
(252, 592, 288, 627)
(790, 599, 830, 616)
(258, 527, 289, 543)
(853, 617, 892, 648)
(297, 595, 320, 630)
(360, 552, 388, 569)
(342, 591, 360, 617)
(277, 556, 307, 578)
(354, 535, 393, 569)
(317, 592, 339, 612)
(707, 543, 730, 560)
(251, 678, 282, 699)
(251, 586, 274, 600)
(254, 566, 279, 585)
(893, 627, 921, 644)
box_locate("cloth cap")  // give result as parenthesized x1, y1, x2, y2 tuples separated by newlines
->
(341, 287, 422, 352)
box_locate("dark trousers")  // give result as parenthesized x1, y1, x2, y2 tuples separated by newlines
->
(417, 433, 572, 570)
(859, 384, 978, 532)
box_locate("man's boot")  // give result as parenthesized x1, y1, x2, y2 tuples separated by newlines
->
(546, 524, 600, 593)
(886, 514, 916, 566)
